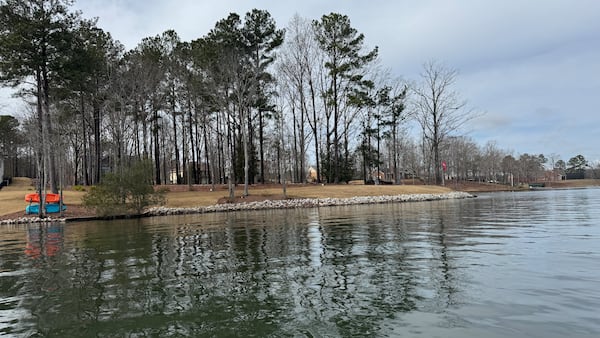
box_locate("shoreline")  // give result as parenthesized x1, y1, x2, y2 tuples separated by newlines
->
(3, 179, 599, 225)
(0, 191, 473, 225)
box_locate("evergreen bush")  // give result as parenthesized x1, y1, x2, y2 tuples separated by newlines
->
(83, 160, 166, 216)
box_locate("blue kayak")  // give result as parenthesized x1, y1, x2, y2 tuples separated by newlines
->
(25, 203, 67, 215)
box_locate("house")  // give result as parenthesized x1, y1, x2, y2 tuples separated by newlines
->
(368, 169, 396, 184)
(307, 166, 318, 182)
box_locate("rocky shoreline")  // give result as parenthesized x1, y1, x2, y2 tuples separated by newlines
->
(0, 191, 473, 225)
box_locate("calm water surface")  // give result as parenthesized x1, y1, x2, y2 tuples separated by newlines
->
(1, 188, 599, 337)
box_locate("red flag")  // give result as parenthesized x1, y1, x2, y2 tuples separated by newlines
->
(442, 161, 447, 172)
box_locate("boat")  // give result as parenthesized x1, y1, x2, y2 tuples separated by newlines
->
(25, 203, 67, 215)
(25, 193, 61, 203)
(24, 193, 66, 214)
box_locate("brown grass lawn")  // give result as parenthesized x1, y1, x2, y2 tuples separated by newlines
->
(0, 178, 87, 218)
(1, 177, 451, 218)
(183, 184, 453, 207)
(544, 179, 600, 188)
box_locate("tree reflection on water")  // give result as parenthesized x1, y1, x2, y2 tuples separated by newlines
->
(4, 202, 466, 336)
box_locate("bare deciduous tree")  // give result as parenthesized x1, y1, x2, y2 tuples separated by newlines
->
(277, 14, 325, 183)
(413, 60, 476, 185)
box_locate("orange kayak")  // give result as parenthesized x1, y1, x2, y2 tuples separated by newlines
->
(24, 193, 61, 203)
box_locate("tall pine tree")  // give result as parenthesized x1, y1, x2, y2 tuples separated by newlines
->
(313, 13, 378, 183)
(0, 0, 79, 215)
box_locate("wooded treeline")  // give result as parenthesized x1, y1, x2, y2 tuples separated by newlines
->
(0, 1, 593, 194)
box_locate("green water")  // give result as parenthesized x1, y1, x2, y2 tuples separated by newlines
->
(1, 188, 599, 337)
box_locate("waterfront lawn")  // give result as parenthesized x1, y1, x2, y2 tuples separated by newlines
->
(0, 178, 87, 217)
(4, 177, 597, 219)
(0, 178, 452, 218)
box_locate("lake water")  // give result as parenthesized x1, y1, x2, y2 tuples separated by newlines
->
(1, 188, 599, 337)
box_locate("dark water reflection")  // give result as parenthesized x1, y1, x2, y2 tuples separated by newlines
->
(1, 188, 599, 337)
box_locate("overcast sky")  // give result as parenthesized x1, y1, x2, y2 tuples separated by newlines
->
(2, 0, 599, 163)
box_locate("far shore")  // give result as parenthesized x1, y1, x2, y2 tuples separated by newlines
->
(1, 178, 599, 224)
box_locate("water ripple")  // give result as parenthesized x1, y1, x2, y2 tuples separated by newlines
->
(0, 188, 599, 336)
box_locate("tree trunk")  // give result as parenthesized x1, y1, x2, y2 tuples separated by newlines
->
(41, 56, 58, 194)
(332, 71, 339, 184)
(36, 68, 45, 217)
(161, 123, 168, 185)
(309, 79, 321, 183)
(392, 124, 401, 184)
(173, 114, 181, 184)
(82, 93, 90, 186)
(189, 105, 197, 184)
(153, 109, 161, 185)
(183, 120, 189, 187)
(243, 108, 249, 197)
(299, 97, 306, 183)
(227, 118, 235, 200)
(258, 109, 265, 183)
(142, 108, 149, 159)
(194, 109, 201, 184)
(434, 132, 441, 185)
(291, 104, 299, 182)
(93, 99, 101, 184)
(203, 119, 212, 187)
(0, 155, 4, 184)
(172, 98, 181, 184)
(216, 113, 224, 184)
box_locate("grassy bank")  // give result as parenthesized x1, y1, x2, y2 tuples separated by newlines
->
(0, 178, 88, 217)
(2, 177, 599, 220)
(1, 178, 452, 219)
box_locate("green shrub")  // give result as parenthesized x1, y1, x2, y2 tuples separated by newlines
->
(83, 160, 166, 217)
(72, 185, 86, 192)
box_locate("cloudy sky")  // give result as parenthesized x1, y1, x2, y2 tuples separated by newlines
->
(3, 0, 599, 163)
